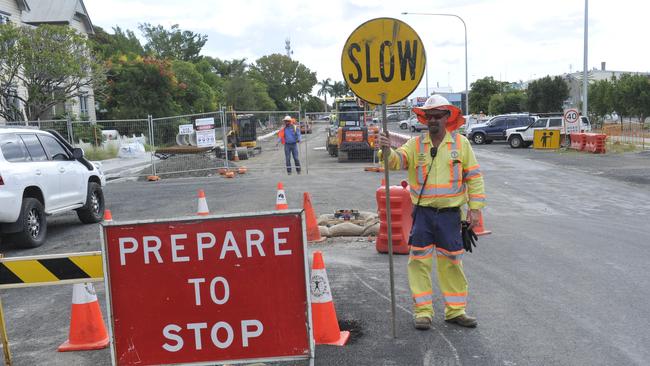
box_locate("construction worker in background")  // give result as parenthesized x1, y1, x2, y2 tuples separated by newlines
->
(377, 94, 486, 330)
(278, 115, 302, 175)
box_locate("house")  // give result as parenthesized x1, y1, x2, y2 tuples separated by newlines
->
(0, 0, 96, 122)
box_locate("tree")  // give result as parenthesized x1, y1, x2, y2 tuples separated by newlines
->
(251, 54, 317, 110)
(589, 79, 614, 121)
(303, 95, 325, 113)
(171, 60, 217, 113)
(613, 74, 650, 124)
(139, 23, 207, 62)
(526, 76, 569, 113)
(331, 81, 349, 98)
(468, 77, 507, 114)
(487, 94, 505, 115)
(316, 78, 332, 111)
(223, 75, 275, 111)
(101, 55, 180, 119)
(90, 26, 144, 60)
(0, 23, 106, 121)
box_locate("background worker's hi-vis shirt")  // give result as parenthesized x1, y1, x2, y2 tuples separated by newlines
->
(379, 132, 486, 210)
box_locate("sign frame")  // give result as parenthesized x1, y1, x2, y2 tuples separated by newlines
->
(341, 17, 426, 105)
(100, 210, 314, 366)
(564, 108, 580, 134)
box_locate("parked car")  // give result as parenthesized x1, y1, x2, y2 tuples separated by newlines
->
(505, 116, 592, 148)
(0, 128, 106, 248)
(398, 115, 427, 132)
(467, 114, 535, 144)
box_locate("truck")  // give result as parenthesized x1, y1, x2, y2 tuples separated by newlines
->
(505, 114, 592, 148)
(326, 96, 378, 162)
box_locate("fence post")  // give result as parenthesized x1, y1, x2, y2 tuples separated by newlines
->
(148, 115, 156, 177)
(221, 108, 229, 169)
(66, 116, 74, 146)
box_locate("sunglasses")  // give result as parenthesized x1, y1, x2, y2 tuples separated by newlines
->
(424, 110, 450, 120)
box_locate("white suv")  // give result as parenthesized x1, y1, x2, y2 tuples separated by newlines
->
(505, 116, 592, 148)
(0, 128, 106, 248)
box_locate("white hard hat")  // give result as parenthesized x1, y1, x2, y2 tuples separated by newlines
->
(412, 94, 465, 132)
(283, 115, 292, 121)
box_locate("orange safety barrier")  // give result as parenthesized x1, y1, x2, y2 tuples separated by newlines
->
(310, 251, 350, 346)
(584, 133, 607, 154)
(375, 179, 412, 254)
(569, 133, 587, 150)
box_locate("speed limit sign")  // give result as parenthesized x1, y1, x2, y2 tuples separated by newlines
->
(564, 108, 580, 133)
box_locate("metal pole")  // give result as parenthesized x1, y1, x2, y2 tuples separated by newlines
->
(425, 67, 429, 96)
(148, 115, 156, 177)
(0, 295, 12, 365)
(381, 93, 397, 339)
(402, 12, 469, 113)
(582, 0, 589, 117)
(222, 108, 229, 169)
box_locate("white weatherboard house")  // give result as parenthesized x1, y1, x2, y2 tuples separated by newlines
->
(0, 0, 96, 122)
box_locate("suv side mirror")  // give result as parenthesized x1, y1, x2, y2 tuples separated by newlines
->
(72, 147, 84, 159)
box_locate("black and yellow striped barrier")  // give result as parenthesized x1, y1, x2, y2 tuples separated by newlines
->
(0, 251, 103, 289)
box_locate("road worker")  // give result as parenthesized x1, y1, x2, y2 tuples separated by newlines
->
(377, 94, 486, 330)
(277, 115, 301, 175)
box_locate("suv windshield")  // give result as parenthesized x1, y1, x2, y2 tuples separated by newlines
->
(531, 119, 547, 128)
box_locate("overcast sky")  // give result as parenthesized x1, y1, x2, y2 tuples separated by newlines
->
(85, 0, 648, 97)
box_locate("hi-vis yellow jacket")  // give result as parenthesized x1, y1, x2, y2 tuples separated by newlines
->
(379, 132, 486, 210)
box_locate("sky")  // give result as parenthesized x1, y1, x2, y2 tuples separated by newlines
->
(84, 0, 649, 98)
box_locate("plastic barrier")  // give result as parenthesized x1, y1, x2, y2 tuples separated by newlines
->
(569, 133, 587, 151)
(584, 133, 607, 154)
(375, 180, 412, 254)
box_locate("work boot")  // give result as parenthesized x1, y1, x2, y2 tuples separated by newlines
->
(413, 317, 432, 330)
(445, 314, 477, 328)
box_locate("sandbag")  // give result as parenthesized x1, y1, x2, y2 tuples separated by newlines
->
(318, 225, 330, 237)
(362, 223, 380, 236)
(317, 214, 335, 226)
(328, 222, 365, 237)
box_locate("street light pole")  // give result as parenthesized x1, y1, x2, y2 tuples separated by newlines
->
(582, 0, 588, 117)
(402, 12, 469, 114)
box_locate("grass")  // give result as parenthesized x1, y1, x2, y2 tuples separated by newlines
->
(607, 141, 639, 154)
(83, 145, 119, 160)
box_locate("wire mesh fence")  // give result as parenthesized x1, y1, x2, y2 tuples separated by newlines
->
(600, 123, 650, 150)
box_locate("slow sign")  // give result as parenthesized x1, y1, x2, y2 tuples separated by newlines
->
(341, 17, 426, 105)
(102, 211, 312, 366)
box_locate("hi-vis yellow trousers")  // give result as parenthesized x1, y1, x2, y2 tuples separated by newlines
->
(408, 206, 468, 320)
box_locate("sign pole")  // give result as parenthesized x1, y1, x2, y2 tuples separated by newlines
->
(381, 93, 397, 339)
(0, 295, 11, 366)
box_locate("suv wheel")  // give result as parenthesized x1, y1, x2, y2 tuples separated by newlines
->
(77, 182, 105, 224)
(11, 197, 47, 248)
(472, 133, 486, 145)
(410, 126, 416, 132)
(509, 135, 523, 148)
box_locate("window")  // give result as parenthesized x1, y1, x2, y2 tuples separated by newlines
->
(79, 94, 89, 116)
(490, 118, 507, 127)
(19, 134, 48, 162)
(532, 119, 547, 128)
(38, 134, 69, 161)
(0, 134, 29, 162)
(549, 118, 562, 127)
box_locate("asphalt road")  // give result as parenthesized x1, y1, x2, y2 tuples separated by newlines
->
(2, 122, 650, 365)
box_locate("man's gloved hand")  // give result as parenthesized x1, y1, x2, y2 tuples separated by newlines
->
(461, 220, 478, 253)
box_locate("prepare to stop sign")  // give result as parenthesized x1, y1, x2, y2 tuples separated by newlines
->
(102, 212, 311, 365)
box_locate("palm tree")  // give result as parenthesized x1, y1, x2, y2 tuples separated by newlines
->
(331, 81, 347, 98)
(317, 78, 333, 111)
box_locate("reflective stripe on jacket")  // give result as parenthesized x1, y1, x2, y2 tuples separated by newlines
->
(379, 132, 486, 209)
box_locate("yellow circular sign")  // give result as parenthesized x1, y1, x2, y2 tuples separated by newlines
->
(341, 17, 426, 105)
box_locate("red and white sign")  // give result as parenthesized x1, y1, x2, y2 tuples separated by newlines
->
(564, 108, 580, 133)
(102, 211, 312, 366)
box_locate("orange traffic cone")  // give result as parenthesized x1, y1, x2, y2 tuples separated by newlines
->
(103, 209, 113, 222)
(303, 192, 326, 243)
(197, 189, 209, 216)
(233, 148, 240, 161)
(58, 283, 109, 352)
(310, 251, 350, 346)
(474, 210, 492, 236)
(276, 182, 288, 210)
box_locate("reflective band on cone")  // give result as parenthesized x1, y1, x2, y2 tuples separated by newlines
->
(58, 283, 109, 352)
(276, 182, 288, 210)
(197, 189, 209, 216)
(310, 251, 350, 346)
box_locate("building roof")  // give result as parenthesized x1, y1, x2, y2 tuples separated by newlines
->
(21, 0, 93, 34)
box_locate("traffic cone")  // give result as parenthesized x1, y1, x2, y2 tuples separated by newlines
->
(233, 148, 240, 161)
(58, 283, 109, 352)
(310, 251, 350, 346)
(303, 192, 326, 243)
(276, 182, 288, 210)
(197, 189, 209, 216)
(473, 210, 492, 236)
(103, 209, 113, 222)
